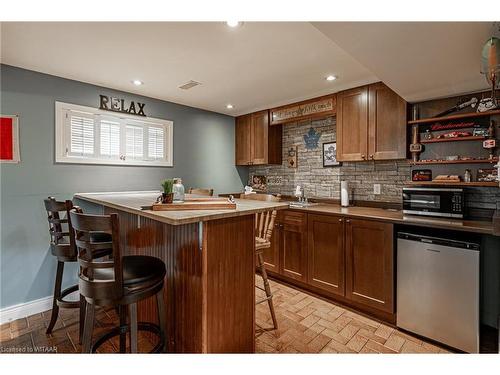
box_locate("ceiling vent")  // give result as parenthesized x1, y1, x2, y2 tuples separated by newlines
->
(178, 80, 202, 90)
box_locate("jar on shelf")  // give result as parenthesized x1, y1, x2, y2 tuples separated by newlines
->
(464, 169, 472, 183)
(173, 178, 185, 202)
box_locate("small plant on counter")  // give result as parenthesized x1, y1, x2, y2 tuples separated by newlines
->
(161, 179, 174, 203)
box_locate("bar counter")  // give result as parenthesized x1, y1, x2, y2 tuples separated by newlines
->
(74, 191, 288, 353)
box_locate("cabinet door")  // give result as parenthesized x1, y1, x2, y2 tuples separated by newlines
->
(235, 114, 252, 165)
(251, 110, 269, 165)
(368, 82, 407, 160)
(262, 219, 281, 273)
(345, 219, 394, 313)
(307, 214, 345, 296)
(337, 86, 369, 161)
(280, 211, 307, 282)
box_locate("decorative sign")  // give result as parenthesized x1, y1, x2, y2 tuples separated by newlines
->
(287, 146, 298, 168)
(99, 95, 146, 117)
(429, 121, 475, 131)
(0, 115, 20, 163)
(267, 175, 283, 185)
(303, 127, 321, 150)
(270, 95, 336, 125)
(250, 175, 267, 192)
(323, 142, 341, 167)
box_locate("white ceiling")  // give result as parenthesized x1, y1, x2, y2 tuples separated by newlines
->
(312, 22, 495, 102)
(0, 22, 377, 116)
(1, 22, 496, 116)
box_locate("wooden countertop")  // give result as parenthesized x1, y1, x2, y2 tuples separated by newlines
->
(74, 191, 289, 226)
(288, 203, 496, 235)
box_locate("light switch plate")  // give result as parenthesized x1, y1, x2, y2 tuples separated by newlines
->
(373, 184, 381, 195)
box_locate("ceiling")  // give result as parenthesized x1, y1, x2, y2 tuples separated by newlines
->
(0, 22, 377, 116)
(1, 22, 496, 116)
(312, 22, 495, 102)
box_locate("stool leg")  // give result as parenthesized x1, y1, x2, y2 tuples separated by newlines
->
(79, 294, 86, 344)
(257, 252, 278, 330)
(156, 289, 167, 353)
(129, 303, 138, 353)
(119, 305, 127, 353)
(82, 302, 95, 353)
(46, 260, 64, 334)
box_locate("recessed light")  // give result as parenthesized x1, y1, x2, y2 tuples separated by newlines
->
(326, 75, 337, 82)
(132, 79, 143, 86)
(226, 104, 234, 109)
(226, 21, 241, 28)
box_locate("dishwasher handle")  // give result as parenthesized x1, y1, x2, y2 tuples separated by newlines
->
(397, 232, 480, 251)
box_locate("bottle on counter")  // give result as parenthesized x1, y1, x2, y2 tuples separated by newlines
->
(173, 178, 185, 202)
(464, 169, 472, 183)
(341, 181, 349, 207)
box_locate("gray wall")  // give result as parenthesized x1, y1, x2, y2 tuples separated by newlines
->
(0, 64, 247, 309)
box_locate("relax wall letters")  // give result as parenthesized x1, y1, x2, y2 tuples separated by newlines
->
(99, 95, 146, 116)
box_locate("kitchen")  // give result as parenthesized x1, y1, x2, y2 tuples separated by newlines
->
(1, 10, 500, 371)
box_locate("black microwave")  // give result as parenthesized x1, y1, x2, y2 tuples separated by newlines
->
(402, 187, 464, 219)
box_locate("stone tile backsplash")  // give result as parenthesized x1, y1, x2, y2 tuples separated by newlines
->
(249, 117, 500, 209)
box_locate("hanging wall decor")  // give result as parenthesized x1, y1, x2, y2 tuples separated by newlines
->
(322, 142, 341, 167)
(287, 146, 298, 168)
(303, 127, 321, 150)
(0, 115, 21, 163)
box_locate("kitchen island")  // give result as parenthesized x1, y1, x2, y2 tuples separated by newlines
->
(74, 191, 288, 353)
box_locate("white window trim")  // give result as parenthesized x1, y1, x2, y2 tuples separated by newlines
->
(55, 101, 173, 167)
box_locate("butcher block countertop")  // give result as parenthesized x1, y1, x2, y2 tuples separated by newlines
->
(74, 191, 289, 226)
(289, 203, 496, 235)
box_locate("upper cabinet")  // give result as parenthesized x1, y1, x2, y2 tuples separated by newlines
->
(235, 110, 282, 166)
(337, 82, 407, 162)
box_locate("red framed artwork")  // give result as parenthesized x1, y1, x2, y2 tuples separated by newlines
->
(0, 115, 20, 163)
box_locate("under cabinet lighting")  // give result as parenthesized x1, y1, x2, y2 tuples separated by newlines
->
(226, 104, 234, 109)
(326, 75, 337, 81)
(132, 79, 144, 86)
(226, 21, 241, 28)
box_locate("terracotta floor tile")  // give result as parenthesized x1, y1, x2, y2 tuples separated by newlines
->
(384, 332, 406, 352)
(346, 333, 369, 352)
(374, 324, 394, 340)
(364, 339, 398, 354)
(338, 322, 360, 340)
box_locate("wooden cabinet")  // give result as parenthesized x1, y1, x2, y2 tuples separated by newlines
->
(261, 218, 281, 273)
(235, 110, 282, 166)
(307, 214, 345, 296)
(345, 218, 394, 313)
(337, 82, 407, 162)
(337, 85, 369, 161)
(280, 211, 307, 282)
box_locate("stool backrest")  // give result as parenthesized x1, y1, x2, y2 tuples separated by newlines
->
(188, 187, 214, 196)
(69, 209, 122, 302)
(239, 194, 281, 241)
(44, 197, 75, 261)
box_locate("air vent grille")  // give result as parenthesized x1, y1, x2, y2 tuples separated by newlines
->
(178, 80, 202, 90)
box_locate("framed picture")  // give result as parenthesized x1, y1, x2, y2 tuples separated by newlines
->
(1, 115, 21, 164)
(250, 175, 267, 192)
(322, 142, 340, 167)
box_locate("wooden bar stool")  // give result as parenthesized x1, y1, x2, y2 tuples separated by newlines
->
(70, 208, 167, 353)
(44, 197, 112, 340)
(240, 193, 281, 330)
(187, 187, 214, 196)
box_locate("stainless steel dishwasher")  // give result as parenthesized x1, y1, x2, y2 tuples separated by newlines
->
(397, 232, 480, 353)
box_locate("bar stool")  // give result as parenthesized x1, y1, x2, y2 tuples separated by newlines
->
(240, 193, 280, 330)
(44, 197, 112, 340)
(70, 208, 167, 353)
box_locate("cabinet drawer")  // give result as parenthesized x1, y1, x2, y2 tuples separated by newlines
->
(281, 210, 307, 227)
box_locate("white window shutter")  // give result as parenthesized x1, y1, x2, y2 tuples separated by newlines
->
(126, 125, 144, 159)
(100, 119, 120, 157)
(148, 126, 165, 160)
(70, 114, 94, 155)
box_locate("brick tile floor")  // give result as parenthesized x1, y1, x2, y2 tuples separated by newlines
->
(0, 277, 449, 354)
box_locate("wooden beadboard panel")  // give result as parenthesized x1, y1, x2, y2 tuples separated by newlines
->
(203, 214, 255, 353)
(103, 207, 203, 353)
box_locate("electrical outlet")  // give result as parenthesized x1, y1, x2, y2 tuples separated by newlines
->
(373, 184, 381, 195)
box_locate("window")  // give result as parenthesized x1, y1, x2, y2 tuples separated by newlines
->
(55, 102, 173, 166)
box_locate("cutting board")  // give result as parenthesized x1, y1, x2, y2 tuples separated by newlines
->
(152, 197, 236, 211)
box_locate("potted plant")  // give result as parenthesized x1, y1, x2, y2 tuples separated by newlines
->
(161, 179, 174, 204)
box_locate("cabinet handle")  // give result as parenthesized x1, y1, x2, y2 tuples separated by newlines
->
(361, 154, 366, 159)
(338, 218, 343, 222)
(346, 219, 351, 223)
(370, 154, 374, 159)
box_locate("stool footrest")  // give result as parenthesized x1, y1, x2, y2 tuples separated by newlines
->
(91, 322, 165, 353)
(56, 284, 79, 309)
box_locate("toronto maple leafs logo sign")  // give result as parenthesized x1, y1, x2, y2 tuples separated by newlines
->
(303, 127, 321, 150)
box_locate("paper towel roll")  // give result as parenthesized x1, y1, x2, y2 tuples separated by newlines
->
(341, 181, 349, 207)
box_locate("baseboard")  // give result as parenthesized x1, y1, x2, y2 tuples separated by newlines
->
(0, 296, 53, 325)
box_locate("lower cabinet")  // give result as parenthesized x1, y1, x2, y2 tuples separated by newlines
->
(264, 210, 395, 320)
(307, 214, 345, 296)
(345, 218, 394, 313)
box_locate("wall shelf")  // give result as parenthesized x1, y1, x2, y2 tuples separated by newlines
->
(411, 159, 498, 165)
(408, 109, 500, 125)
(406, 181, 499, 187)
(420, 136, 486, 144)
